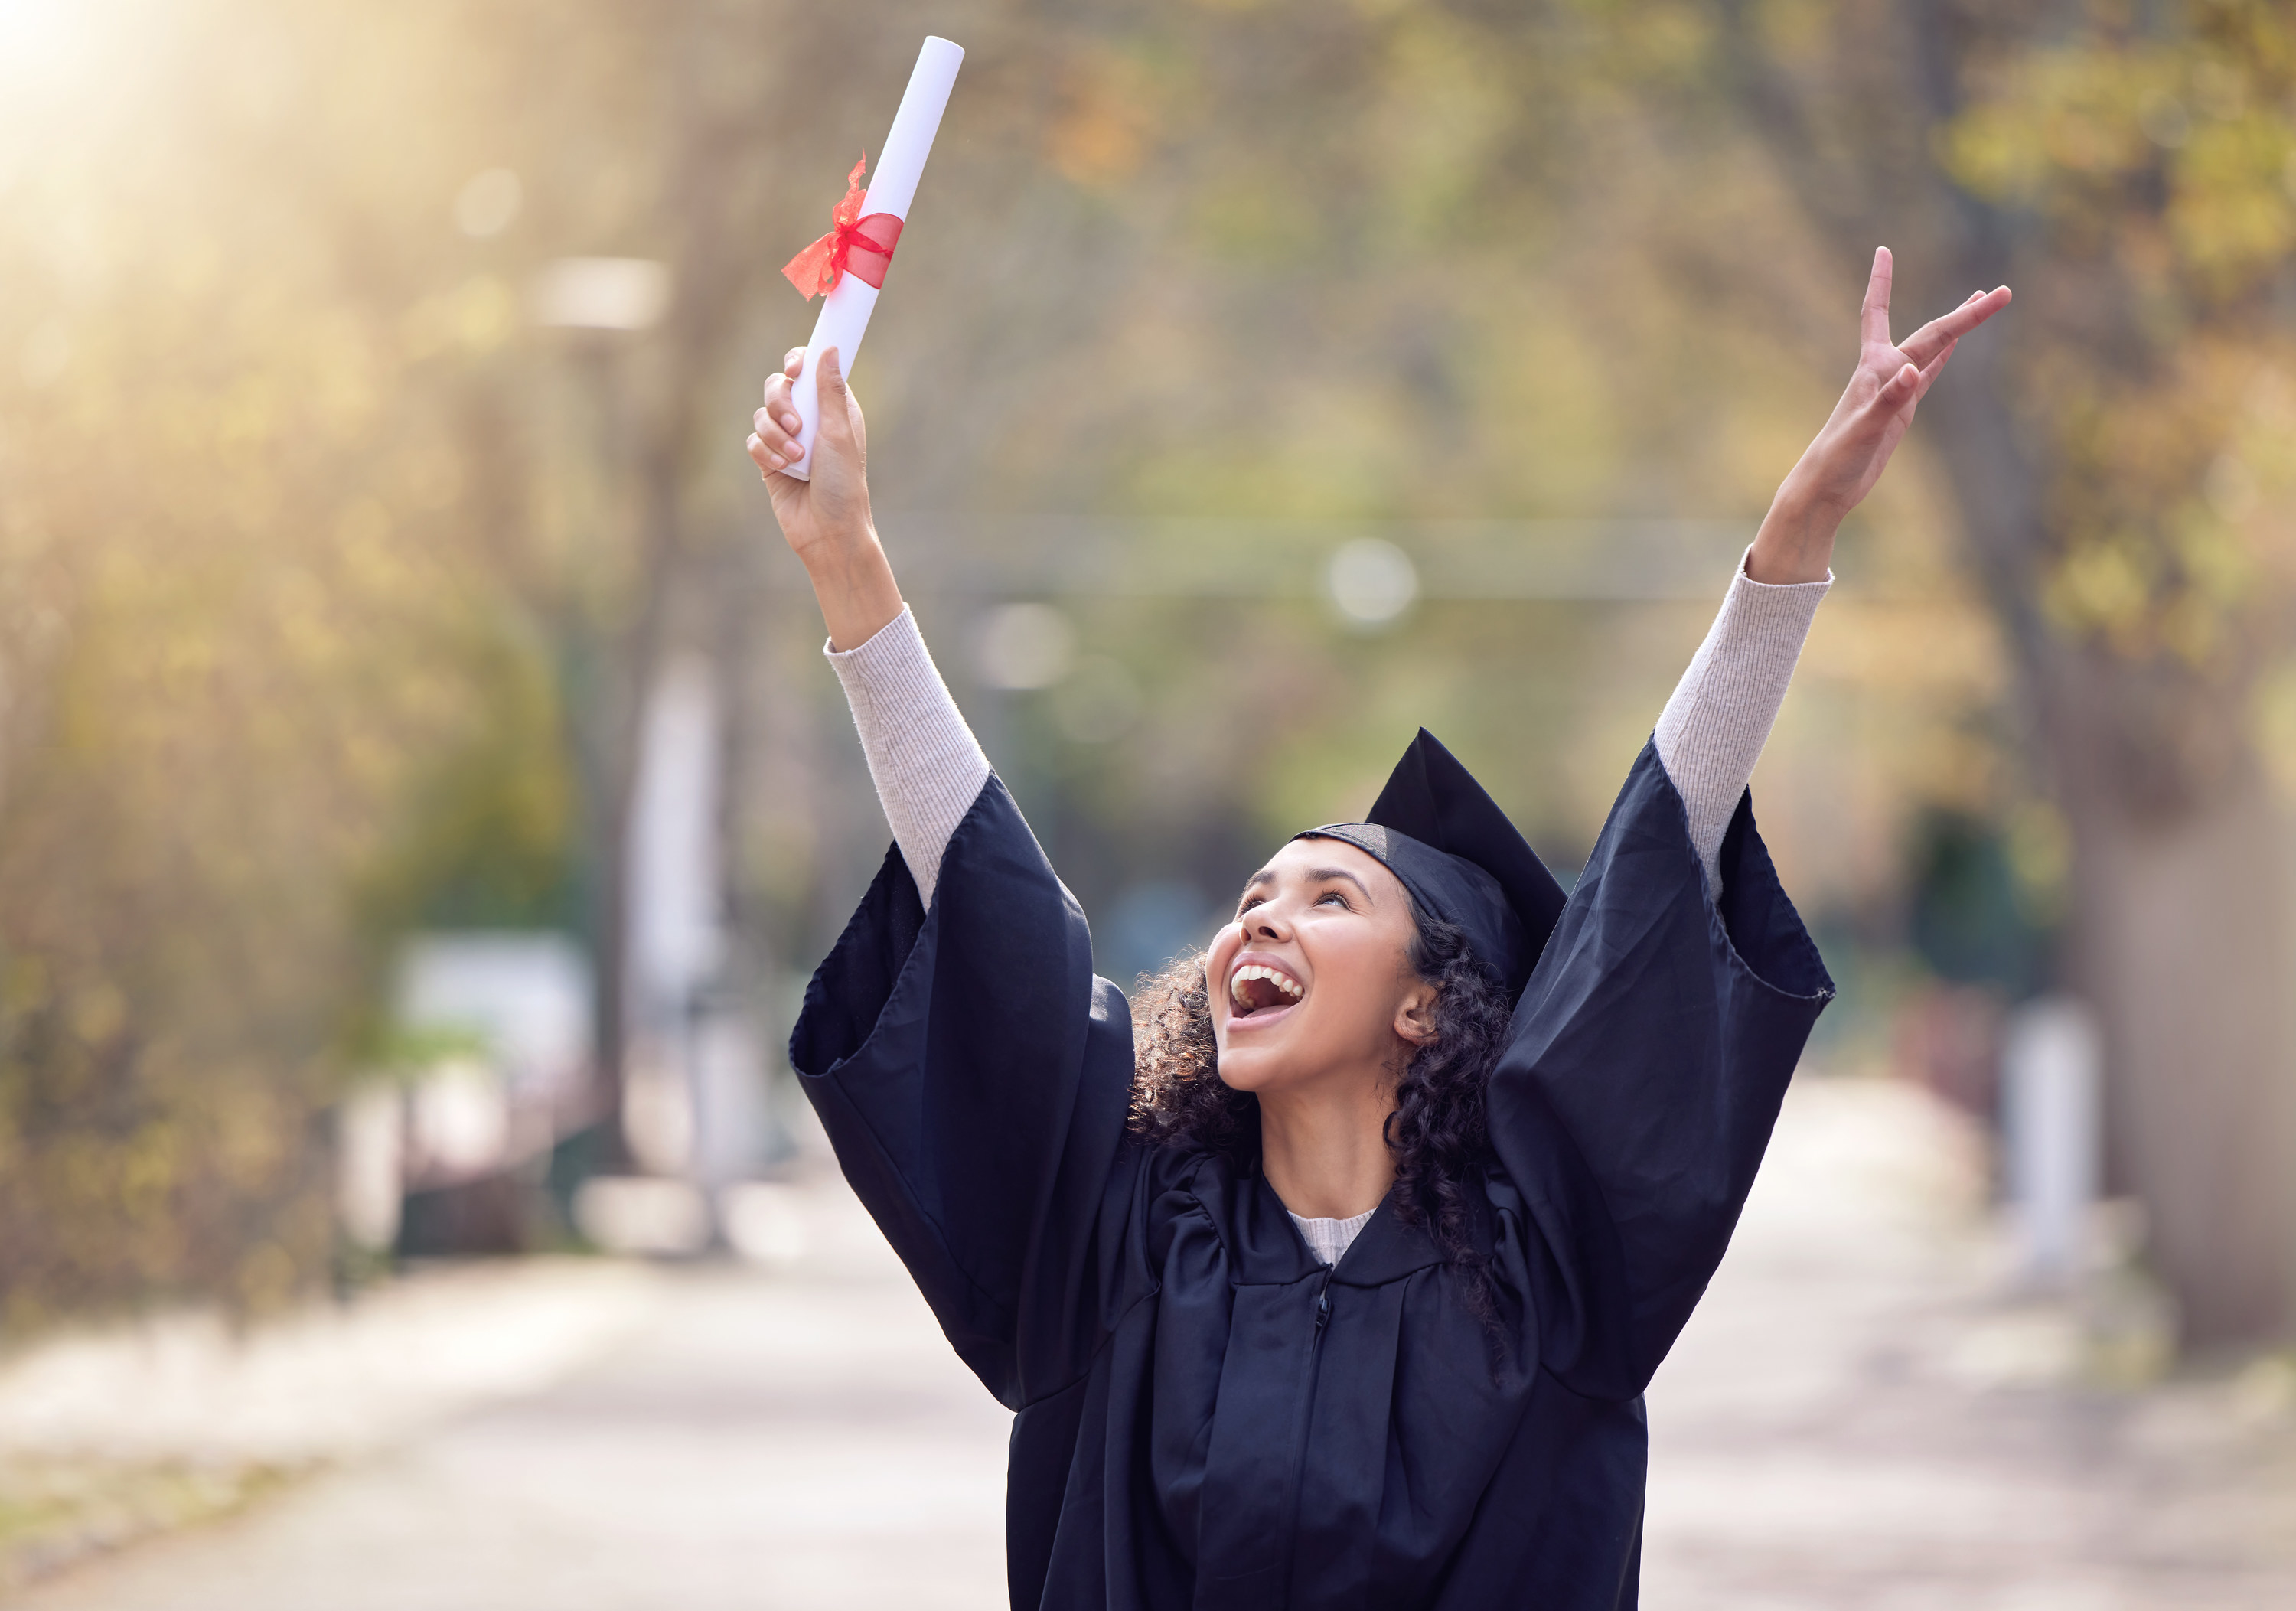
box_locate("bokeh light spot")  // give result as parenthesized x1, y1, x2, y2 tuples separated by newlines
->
(455, 168, 523, 239)
(974, 602, 1077, 690)
(1326, 536, 1419, 627)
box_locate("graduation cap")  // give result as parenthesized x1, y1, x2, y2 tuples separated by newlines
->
(1297, 729, 1567, 1002)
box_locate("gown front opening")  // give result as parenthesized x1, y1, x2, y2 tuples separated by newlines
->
(791, 741, 1831, 1610)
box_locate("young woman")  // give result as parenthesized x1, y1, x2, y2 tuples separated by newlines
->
(748, 249, 2008, 1611)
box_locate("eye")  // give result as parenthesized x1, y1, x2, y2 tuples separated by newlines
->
(1236, 895, 1264, 917)
(1316, 889, 1352, 909)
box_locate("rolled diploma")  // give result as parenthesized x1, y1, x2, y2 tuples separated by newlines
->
(784, 35, 964, 481)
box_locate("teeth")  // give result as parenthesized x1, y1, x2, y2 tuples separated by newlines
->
(1228, 964, 1305, 1009)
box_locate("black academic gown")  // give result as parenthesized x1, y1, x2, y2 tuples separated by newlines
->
(790, 741, 1833, 1609)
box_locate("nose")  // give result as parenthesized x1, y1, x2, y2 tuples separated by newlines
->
(1247, 903, 1291, 942)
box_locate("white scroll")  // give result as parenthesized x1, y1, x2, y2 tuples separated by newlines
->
(782, 36, 964, 481)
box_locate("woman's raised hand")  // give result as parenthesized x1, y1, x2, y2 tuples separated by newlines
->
(748, 345, 903, 651)
(1749, 247, 2011, 583)
(751, 345, 872, 556)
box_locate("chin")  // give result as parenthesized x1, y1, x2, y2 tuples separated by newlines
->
(1214, 1048, 1278, 1094)
(1212, 1029, 1316, 1096)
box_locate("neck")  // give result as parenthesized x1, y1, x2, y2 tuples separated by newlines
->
(1256, 1066, 1398, 1221)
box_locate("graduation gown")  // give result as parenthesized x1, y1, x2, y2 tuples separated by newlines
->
(790, 741, 1833, 1609)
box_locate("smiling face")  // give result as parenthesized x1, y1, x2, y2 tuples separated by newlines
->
(1205, 836, 1440, 1099)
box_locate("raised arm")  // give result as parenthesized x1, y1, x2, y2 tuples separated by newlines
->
(1655, 249, 2011, 895)
(1655, 559, 1829, 897)
(756, 351, 1134, 1407)
(1496, 251, 2011, 1399)
(750, 343, 901, 650)
(749, 344, 988, 903)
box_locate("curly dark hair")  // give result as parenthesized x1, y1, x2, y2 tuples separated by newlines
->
(1128, 911, 1514, 1312)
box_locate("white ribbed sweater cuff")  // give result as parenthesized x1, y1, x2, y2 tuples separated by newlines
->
(824, 607, 991, 906)
(1653, 550, 1829, 897)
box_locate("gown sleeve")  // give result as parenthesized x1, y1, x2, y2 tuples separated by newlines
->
(787, 775, 1138, 1410)
(1488, 741, 1834, 1399)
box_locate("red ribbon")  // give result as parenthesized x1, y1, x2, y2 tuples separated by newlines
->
(781, 155, 905, 299)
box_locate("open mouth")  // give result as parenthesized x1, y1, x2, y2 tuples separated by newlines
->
(1229, 962, 1305, 1019)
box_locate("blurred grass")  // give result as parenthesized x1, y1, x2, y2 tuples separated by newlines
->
(0, 1457, 307, 1590)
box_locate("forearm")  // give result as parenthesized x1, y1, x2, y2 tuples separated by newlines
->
(803, 527, 907, 653)
(1655, 550, 1830, 896)
(1746, 478, 1843, 585)
(826, 606, 991, 905)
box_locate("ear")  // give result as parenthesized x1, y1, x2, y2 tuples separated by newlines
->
(1393, 980, 1441, 1047)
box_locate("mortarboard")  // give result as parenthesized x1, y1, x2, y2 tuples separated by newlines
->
(1296, 729, 1567, 1003)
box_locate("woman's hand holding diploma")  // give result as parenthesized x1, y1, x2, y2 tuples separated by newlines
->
(1749, 247, 2011, 584)
(750, 344, 903, 652)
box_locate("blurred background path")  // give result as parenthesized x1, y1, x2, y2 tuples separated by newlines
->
(8, 1077, 2292, 1611)
(4, 1166, 1009, 1609)
(1642, 1081, 2296, 1609)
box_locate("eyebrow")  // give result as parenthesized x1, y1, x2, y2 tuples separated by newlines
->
(1238, 866, 1375, 903)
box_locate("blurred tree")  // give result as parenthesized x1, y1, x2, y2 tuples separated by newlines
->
(0, 0, 632, 1319)
(1906, 810, 2050, 996)
(0, 0, 1002, 1310)
(0, 0, 2052, 1335)
(1706, 0, 2296, 1346)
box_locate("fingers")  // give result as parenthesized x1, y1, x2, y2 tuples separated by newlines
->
(816, 344, 848, 403)
(1899, 285, 2011, 367)
(1861, 246, 1894, 348)
(1858, 325, 1968, 429)
(1914, 335, 1958, 396)
(814, 345, 862, 446)
(784, 346, 804, 379)
(1883, 360, 1919, 410)
(747, 426, 799, 478)
(1871, 360, 1920, 415)
(748, 370, 807, 474)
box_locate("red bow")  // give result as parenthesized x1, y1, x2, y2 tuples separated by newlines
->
(781, 155, 905, 299)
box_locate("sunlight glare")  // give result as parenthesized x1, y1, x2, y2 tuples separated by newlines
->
(0, 0, 98, 92)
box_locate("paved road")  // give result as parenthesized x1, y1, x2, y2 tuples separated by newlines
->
(16, 1079, 2295, 1609)
(11, 1193, 1006, 1611)
(1640, 1082, 2296, 1609)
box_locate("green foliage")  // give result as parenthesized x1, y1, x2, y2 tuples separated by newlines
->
(1940, 2, 2296, 686)
(28, 0, 2286, 1332)
(349, 613, 582, 996)
(0, 0, 584, 1329)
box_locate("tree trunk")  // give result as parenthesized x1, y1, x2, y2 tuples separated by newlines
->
(1931, 345, 2296, 1348)
(2047, 653, 2296, 1346)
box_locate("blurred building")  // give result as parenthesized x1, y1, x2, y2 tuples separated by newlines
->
(336, 933, 595, 1256)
